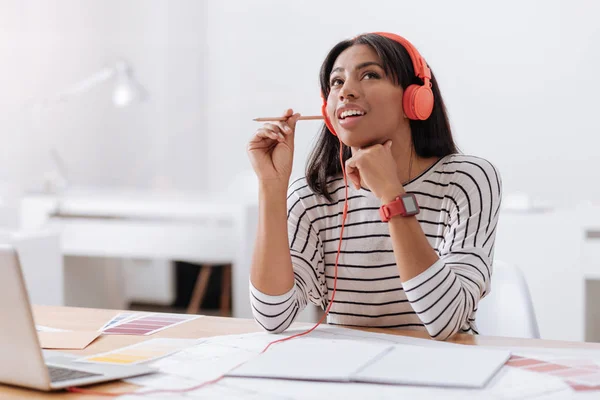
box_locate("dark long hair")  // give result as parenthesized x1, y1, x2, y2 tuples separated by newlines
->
(305, 33, 458, 201)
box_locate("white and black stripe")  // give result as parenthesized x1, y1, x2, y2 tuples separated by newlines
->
(250, 154, 502, 340)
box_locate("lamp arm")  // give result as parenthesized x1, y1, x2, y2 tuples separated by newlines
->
(52, 66, 116, 104)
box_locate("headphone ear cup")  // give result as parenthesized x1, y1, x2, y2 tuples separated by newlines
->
(403, 84, 434, 120)
(321, 101, 337, 136)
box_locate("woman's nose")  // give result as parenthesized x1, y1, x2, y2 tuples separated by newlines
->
(339, 81, 359, 101)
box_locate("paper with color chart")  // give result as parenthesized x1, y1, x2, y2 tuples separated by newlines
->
(101, 313, 201, 336)
(76, 338, 198, 365)
(99, 312, 141, 332)
(507, 354, 600, 393)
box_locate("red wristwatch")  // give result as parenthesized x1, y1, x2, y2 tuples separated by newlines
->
(379, 193, 420, 222)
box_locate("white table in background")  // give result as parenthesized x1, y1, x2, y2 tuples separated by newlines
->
(19, 188, 258, 318)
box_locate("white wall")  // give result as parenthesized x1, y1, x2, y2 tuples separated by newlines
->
(0, 0, 208, 197)
(204, 0, 600, 209)
(1, 0, 599, 207)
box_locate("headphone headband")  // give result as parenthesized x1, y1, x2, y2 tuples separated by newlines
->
(372, 32, 431, 85)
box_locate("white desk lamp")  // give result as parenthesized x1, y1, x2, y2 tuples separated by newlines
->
(36, 60, 147, 193)
(46, 60, 146, 108)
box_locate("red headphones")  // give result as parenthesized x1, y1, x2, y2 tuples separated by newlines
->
(321, 32, 434, 136)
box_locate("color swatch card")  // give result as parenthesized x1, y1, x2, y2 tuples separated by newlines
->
(102, 313, 201, 336)
(507, 354, 600, 392)
(99, 312, 142, 332)
(77, 338, 198, 365)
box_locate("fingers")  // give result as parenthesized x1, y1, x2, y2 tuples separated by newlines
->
(268, 122, 293, 136)
(253, 127, 285, 143)
(287, 113, 301, 131)
(278, 109, 301, 132)
(248, 109, 299, 152)
(250, 109, 299, 148)
(262, 123, 287, 136)
(262, 115, 299, 143)
(270, 113, 302, 136)
(282, 108, 294, 119)
(345, 158, 361, 189)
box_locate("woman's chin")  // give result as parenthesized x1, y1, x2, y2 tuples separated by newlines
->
(339, 133, 385, 149)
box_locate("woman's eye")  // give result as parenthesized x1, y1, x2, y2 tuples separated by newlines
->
(363, 72, 380, 80)
(330, 78, 343, 87)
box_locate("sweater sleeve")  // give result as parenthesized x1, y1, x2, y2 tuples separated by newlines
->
(250, 181, 327, 333)
(402, 160, 502, 340)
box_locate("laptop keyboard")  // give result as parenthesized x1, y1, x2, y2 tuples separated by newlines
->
(48, 365, 101, 383)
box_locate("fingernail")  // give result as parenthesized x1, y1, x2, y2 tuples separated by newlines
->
(279, 133, 285, 140)
(285, 126, 292, 133)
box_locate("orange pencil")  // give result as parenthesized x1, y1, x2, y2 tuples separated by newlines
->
(253, 115, 324, 122)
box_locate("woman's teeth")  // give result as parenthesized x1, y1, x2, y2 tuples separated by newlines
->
(340, 110, 365, 119)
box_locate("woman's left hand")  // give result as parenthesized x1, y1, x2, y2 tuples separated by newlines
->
(345, 140, 406, 203)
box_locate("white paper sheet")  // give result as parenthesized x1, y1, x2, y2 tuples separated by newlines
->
(125, 372, 204, 390)
(227, 338, 392, 382)
(352, 344, 510, 388)
(143, 326, 446, 385)
(123, 368, 570, 400)
(124, 372, 567, 400)
(484, 367, 569, 399)
(122, 326, 575, 399)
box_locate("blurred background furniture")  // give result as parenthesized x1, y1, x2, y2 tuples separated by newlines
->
(187, 263, 232, 316)
(493, 203, 600, 342)
(477, 260, 540, 339)
(0, 230, 64, 306)
(19, 188, 249, 316)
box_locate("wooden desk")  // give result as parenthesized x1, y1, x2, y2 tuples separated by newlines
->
(4, 305, 600, 399)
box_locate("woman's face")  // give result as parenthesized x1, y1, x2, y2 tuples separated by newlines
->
(326, 44, 408, 148)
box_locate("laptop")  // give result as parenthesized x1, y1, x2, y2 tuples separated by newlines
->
(0, 244, 155, 391)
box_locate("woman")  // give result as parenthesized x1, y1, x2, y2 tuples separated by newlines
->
(246, 32, 501, 340)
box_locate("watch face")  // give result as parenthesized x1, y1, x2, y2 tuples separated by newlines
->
(403, 195, 419, 214)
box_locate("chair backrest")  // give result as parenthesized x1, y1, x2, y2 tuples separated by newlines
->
(0, 230, 64, 306)
(476, 260, 541, 339)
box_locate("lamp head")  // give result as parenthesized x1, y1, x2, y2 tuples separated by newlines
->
(112, 61, 146, 108)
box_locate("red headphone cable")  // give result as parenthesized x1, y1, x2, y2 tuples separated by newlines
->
(68, 138, 349, 397)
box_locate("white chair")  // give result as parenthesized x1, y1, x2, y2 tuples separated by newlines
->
(0, 230, 64, 306)
(476, 260, 541, 339)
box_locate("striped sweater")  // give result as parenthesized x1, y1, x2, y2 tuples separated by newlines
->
(250, 154, 502, 340)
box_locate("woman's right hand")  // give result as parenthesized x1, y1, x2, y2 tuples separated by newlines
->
(247, 109, 301, 185)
